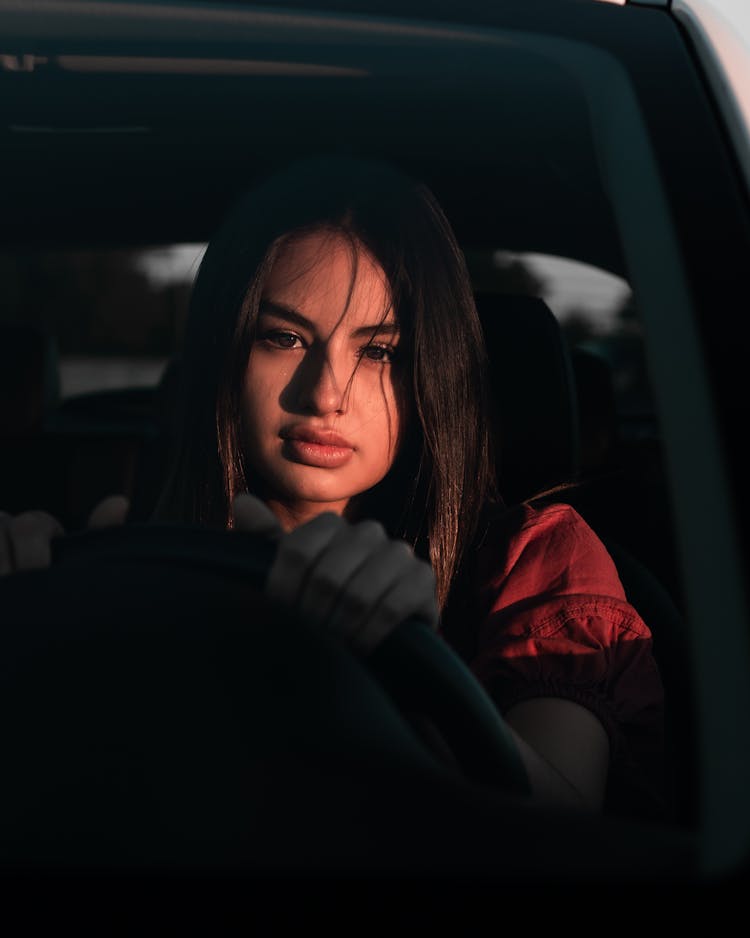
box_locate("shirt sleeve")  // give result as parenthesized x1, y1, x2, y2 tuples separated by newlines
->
(467, 503, 665, 758)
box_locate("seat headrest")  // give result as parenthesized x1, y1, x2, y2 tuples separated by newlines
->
(474, 293, 580, 504)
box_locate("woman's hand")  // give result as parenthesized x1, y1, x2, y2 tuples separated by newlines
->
(232, 493, 438, 655)
(0, 495, 130, 577)
(0, 510, 64, 575)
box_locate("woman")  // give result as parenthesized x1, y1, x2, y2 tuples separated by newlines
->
(0, 155, 665, 818)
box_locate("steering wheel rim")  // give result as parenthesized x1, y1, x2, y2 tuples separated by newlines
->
(17, 523, 529, 797)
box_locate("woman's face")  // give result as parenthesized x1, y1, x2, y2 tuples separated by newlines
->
(241, 230, 406, 529)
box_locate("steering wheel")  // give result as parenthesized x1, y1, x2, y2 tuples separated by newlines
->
(70, 524, 526, 788)
(0, 524, 528, 814)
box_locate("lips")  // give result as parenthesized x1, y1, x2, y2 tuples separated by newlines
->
(280, 425, 354, 468)
(282, 426, 353, 448)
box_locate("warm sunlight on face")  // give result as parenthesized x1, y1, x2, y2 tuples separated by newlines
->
(241, 230, 406, 529)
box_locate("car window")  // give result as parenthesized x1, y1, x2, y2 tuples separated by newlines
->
(0, 245, 207, 398)
(2, 0, 750, 901)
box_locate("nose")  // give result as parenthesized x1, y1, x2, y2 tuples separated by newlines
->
(296, 345, 348, 416)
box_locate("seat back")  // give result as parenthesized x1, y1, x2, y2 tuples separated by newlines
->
(127, 355, 184, 522)
(0, 324, 65, 517)
(474, 292, 580, 505)
(0, 323, 59, 436)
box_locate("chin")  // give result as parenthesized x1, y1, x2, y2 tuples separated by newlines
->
(272, 472, 355, 504)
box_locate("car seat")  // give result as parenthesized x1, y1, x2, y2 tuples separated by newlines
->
(0, 322, 60, 436)
(0, 321, 164, 527)
(475, 292, 580, 505)
(126, 354, 184, 522)
(568, 344, 685, 611)
(569, 345, 620, 477)
(39, 384, 158, 529)
(0, 323, 67, 517)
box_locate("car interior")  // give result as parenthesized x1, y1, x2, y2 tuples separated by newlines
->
(1, 0, 750, 915)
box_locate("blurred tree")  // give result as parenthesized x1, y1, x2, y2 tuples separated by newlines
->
(0, 250, 191, 356)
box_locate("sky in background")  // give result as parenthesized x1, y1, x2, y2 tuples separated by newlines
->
(494, 251, 630, 331)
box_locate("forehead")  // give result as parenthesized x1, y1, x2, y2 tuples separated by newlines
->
(264, 231, 393, 320)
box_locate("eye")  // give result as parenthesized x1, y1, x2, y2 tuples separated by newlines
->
(359, 343, 396, 364)
(261, 330, 303, 350)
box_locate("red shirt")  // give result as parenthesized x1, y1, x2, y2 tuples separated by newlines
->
(440, 502, 667, 819)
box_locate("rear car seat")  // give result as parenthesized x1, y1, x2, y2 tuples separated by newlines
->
(0, 323, 67, 519)
(0, 321, 160, 528)
(127, 354, 183, 522)
(47, 386, 160, 528)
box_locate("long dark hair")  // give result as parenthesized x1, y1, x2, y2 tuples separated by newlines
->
(154, 155, 498, 608)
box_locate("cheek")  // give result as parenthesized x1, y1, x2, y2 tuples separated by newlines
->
(242, 355, 282, 443)
(361, 370, 406, 460)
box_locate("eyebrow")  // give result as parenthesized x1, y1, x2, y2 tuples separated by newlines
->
(259, 298, 399, 339)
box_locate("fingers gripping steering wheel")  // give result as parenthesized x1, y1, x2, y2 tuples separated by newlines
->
(7, 524, 530, 798)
